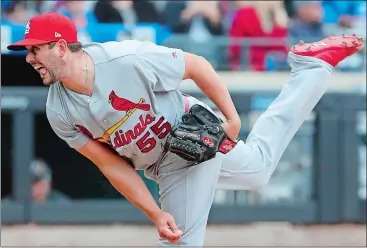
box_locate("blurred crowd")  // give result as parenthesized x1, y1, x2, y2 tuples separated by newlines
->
(1, 0, 366, 71)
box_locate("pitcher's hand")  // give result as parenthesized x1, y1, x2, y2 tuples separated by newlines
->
(222, 118, 241, 141)
(154, 211, 183, 244)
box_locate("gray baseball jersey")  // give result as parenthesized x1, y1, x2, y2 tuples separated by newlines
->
(46, 40, 187, 175)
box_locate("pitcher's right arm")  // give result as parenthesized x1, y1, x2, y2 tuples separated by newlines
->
(45, 107, 182, 243)
(76, 138, 162, 221)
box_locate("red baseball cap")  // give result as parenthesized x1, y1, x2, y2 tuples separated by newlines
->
(7, 12, 78, 51)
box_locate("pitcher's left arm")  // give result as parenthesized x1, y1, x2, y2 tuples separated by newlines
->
(182, 52, 241, 140)
(135, 42, 241, 140)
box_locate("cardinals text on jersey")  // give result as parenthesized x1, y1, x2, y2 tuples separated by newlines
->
(75, 90, 173, 155)
(107, 91, 172, 153)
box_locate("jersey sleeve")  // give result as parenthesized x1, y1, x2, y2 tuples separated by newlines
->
(135, 41, 186, 92)
(46, 108, 89, 149)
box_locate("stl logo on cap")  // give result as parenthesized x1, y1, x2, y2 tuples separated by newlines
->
(25, 21, 30, 34)
(7, 12, 79, 51)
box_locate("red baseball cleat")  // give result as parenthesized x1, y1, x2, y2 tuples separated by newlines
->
(290, 34, 364, 67)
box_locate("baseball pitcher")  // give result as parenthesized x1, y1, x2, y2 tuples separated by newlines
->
(7, 12, 364, 246)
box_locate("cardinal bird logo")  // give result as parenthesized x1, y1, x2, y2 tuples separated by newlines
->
(108, 90, 151, 113)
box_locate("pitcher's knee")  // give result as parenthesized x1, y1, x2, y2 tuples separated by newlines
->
(247, 171, 272, 190)
(221, 168, 272, 191)
(249, 145, 277, 190)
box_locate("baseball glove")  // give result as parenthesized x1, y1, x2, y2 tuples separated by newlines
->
(163, 104, 237, 164)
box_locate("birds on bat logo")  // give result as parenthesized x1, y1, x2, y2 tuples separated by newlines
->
(108, 90, 150, 113)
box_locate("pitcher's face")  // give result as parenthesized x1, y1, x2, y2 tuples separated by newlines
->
(25, 43, 65, 86)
